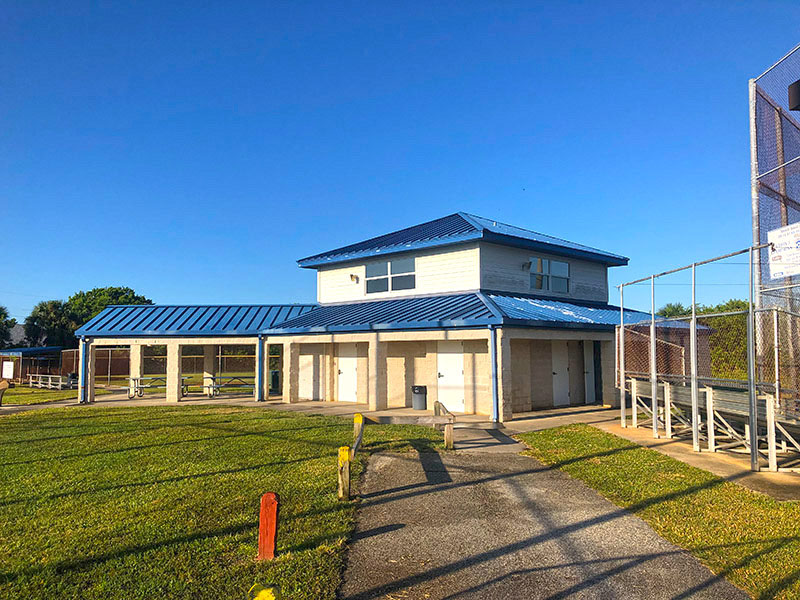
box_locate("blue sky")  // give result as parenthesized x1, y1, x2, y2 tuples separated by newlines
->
(2, 1, 799, 319)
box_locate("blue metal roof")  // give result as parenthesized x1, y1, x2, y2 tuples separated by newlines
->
(263, 293, 497, 334)
(485, 293, 653, 329)
(297, 212, 629, 268)
(264, 292, 651, 334)
(0, 346, 63, 356)
(75, 304, 316, 338)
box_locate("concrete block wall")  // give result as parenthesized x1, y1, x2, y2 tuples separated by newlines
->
(601, 340, 617, 407)
(530, 340, 554, 409)
(463, 339, 491, 414)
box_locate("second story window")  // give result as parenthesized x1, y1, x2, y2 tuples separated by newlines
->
(530, 257, 569, 293)
(366, 257, 416, 294)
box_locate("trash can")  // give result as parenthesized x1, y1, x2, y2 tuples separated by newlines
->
(411, 385, 427, 410)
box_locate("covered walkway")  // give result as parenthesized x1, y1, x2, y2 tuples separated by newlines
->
(73, 303, 315, 403)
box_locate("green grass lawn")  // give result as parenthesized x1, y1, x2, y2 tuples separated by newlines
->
(2, 386, 114, 406)
(0, 405, 441, 599)
(518, 424, 800, 600)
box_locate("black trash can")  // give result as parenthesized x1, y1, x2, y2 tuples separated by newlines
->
(411, 385, 427, 410)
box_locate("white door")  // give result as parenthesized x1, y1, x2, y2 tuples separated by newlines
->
(552, 340, 570, 407)
(437, 341, 465, 412)
(337, 343, 358, 402)
(583, 341, 596, 405)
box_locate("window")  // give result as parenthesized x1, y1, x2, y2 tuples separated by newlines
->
(530, 257, 569, 293)
(365, 257, 416, 293)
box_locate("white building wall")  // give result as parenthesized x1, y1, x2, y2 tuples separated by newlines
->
(317, 243, 480, 304)
(479, 242, 609, 303)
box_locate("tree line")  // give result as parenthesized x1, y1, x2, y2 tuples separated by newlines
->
(657, 298, 749, 381)
(0, 287, 152, 349)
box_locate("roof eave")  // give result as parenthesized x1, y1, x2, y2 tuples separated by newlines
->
(262, 316, 500, 335)
(481, 231, 629, 266)
(296, 232, 484, 269)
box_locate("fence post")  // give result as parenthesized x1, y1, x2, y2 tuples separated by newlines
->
(690, 263, 700, 451)
(631, 378, 638, 428)
(444, 421, 454, 450)
(746, 246, 760, 471)
(705, 386, 715, 452)
(650, 275, 659, 438)
(338, 446, 351, 501)
(619, 286, 626, 428)
(664, 382, 672, 439)
(257, 492, 279, 561)
(768, 308, 779, 471)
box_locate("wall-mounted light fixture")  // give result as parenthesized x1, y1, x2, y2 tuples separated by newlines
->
(350, 274, 359, 283)
(522, 261, 532, 271)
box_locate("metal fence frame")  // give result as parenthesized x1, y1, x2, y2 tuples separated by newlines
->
(616, 243, 800, 473)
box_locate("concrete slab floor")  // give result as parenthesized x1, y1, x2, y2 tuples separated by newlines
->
(339, 451, 747, 600)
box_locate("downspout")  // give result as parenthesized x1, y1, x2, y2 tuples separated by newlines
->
(489, 325, 499, 423)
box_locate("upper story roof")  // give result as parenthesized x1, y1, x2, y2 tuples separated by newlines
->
(75, 304, 316, 338)
(297, 212, 629, 269)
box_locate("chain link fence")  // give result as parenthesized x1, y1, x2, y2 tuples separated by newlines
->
(751, 45, 800, 313)
(618, 245, 800, 473)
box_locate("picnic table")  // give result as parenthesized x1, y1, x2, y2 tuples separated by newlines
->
(128, 376, 190, 399)
(205, 376, 255, 398)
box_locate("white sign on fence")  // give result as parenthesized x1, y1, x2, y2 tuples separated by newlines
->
(767, 222, 800, 279)
(2, 361, 13, 380)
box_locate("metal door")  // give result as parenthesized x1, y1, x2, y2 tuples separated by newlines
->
(583, 341, 596, 405)
(552, 340, 570, 407)
(437, 341, 465, 412)
(337, 343, 358, 402)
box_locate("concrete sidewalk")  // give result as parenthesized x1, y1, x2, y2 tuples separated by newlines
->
(339, 442, 747, 600)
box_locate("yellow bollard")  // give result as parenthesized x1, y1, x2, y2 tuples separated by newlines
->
(352, 413, 364, 458)
(353, 412, 364, 439)
(338, 445, 351, 501)
(248, 583, 281, 600)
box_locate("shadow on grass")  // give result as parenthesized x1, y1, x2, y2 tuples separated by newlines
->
(0, 520, 258, 584)
(1, 424, 337, 467)
(0, 456, 316, 507)
(339, 440, 797, 600)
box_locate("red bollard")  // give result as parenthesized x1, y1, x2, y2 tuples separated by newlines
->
(257, 492, 279, 560)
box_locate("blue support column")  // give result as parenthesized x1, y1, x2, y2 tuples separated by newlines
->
(256, 335, 265, 402)
(489, 326, 499, 423)
(78, 337, 88, 404)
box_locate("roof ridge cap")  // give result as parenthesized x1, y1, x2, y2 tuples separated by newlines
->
(457, 212, 487, 232)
